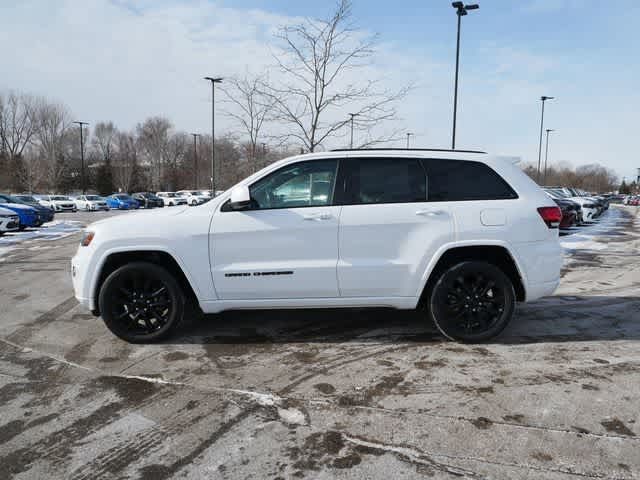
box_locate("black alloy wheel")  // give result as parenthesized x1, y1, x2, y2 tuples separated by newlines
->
(428, 261, 515, 343)
(99, 262, 185, 343)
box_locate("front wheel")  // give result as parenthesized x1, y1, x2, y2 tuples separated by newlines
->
(428, 261, 515, 343)
(99, 262, 185, 343)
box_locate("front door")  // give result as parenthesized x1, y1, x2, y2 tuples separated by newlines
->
(211, 159, 341, 300)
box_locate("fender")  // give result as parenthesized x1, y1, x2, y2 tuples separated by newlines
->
(413, 239, 529, 307)
(88, 244, 205, 310)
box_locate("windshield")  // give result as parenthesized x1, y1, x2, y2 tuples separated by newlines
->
(51, 196, 70, 201)
(15, 195, 36, 202)
(115, 194, 132, 200)
(164, 193, 176, 197)
(86, 195, 102, 201)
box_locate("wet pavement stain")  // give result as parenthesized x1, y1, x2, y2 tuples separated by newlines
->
(601, 418, 635, 436)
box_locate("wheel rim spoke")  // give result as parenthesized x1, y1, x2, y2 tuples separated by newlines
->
(441, 271, 507, 337)
(109, 270, 172, 336)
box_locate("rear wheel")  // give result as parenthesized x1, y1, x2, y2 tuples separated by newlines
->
(428, 261, 515, 343)
(99, 262, 185, 343)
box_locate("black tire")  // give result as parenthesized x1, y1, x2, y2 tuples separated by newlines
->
(428, 261, 515, 343)
(99, 262, 185, 343)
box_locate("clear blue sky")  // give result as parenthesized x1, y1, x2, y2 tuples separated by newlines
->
(2, 0, 638, 182)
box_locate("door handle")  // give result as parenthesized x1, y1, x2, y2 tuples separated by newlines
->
(416, 209, 447, 217)
(303, 213, 333, 221)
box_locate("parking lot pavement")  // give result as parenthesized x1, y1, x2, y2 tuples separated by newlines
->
(0, 207, 639, 479)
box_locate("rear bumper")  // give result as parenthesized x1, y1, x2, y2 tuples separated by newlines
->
(512, 238, 563, 301)
(526, 279, 561, 302)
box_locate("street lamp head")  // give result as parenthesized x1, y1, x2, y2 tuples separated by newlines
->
(204, 76, 223, 83)
(541, 96, 554, 101)
(452, 2, 479, 14)
(546, 129, 555, 133)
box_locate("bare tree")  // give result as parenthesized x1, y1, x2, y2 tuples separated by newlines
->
(0, 91, 39, 160)
(264, 0, 408, 152)
(92, 121, 118, 164)
(220, 74, 274, 172)
(164, 132, 188, 190)
(35, 100, 73, 191)
(112, 131, 140, 192)
(137, 117, 171, 190)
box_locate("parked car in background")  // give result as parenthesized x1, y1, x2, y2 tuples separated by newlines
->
(75, 195, 110, 211)
(11, 194, 56, 223)
(0, 196, 40, 230)
(0, 206, 20, 235)
(105, 194, 140, 210)
(37, 194, 77, 212)
(156, 192, 188, 207)
(176, 190, 210, 206)
(132, 192, 164, 209)
(544, 188, 600, 222)
(553, 198, 579, 229)
(73, 149, 563, 344)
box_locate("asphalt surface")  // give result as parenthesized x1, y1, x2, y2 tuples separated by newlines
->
(0, 207, 639, 479)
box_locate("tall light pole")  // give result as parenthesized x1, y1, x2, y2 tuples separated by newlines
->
(451, 2, 479, 150)
(191, 133, 200, 189)
(406, 132, 413, 149)
(348, 113, 359, 148)
(537, 95, 554, 183)
(204, 76, 223, 193)
(543, 128, 555, 185)
(73, 121, 89, 194)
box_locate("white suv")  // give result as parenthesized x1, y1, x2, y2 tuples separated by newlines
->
(75, 195, 110, 211)
(176, 190, 210, 206)
(72, 150, 563, 343)
(156, 192, 188, 207)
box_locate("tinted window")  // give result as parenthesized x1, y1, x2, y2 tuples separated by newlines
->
(343, 158, 426, 205)
(248, 160, 338, 210)
(423, 159, 517, 201)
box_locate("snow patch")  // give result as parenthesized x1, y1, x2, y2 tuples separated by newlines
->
(277, 406, 307, 425)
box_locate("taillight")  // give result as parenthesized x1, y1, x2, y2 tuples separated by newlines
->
(537, 206, 562, 228)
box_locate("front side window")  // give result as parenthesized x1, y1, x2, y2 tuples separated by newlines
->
(248, 160, 338, 210)
(423, 159, 518, 202)
(343, 158, 426, 205)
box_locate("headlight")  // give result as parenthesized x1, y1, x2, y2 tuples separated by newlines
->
(80, 231, 95, 247)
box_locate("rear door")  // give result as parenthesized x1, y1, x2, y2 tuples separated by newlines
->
(337, 157, 454, 298)
(211, 159, 342, 300)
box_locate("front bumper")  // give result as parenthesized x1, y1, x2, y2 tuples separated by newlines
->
(0, 217, 20, 232)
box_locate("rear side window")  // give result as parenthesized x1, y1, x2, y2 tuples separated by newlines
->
(423, 159, 517, 201)
(342, 158, 426, 205)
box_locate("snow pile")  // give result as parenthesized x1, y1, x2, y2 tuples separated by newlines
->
(560, 208, 621, 252)
(0, 220, 83, 259)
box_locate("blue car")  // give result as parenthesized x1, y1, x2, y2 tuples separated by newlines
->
(106, 194, 140, 210)
(4, 194, 55, 224)
(0, 197, 40, 230)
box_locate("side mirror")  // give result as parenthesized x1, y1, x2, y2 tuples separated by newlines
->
(228, 185, 251, 210)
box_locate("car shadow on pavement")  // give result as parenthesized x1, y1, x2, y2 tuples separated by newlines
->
(164, 295, 640, 346)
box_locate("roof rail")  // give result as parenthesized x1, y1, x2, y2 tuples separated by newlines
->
(329, 147, 487, 154)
